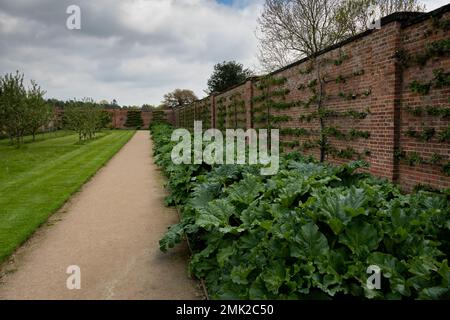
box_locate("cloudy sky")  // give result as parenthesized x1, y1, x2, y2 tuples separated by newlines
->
(0, 0, 448, 106)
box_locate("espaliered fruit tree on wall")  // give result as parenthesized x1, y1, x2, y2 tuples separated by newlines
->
(253, 51, 372, 163)
(179, 105, 195, 131)
(226, 92, 246, 130)
(151, 109, 167, 125)
(216, 97, 227, 131)
(124, 110, 144, 129)
(395, 15, 450, 179)
(195, 99, 212, 130)
(252, 75, 293, 147)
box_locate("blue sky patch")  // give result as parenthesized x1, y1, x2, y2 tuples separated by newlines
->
(217, 0, 234, 5)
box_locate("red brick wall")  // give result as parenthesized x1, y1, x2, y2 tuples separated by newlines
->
(108, 110, 148, 128)
(107, 109, 175, 129)
(174, 5, 450, 191)
(215, 85, 248, 130)
(56, 108, 176, 129)
(246, 22, 404, 180)
(396, 10, 450, 191)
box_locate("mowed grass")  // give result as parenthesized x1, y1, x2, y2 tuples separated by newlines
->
(0, 130, 135, 263)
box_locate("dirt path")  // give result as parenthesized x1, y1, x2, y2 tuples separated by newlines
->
(0, 131, 201, 300)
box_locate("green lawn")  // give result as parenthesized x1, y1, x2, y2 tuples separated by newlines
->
(0, 130, 74, 145)
(0, 130, 135, 263)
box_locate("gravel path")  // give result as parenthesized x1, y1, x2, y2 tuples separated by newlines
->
(0, 131, 201, 300)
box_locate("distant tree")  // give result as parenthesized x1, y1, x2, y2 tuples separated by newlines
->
(26, 81, 53, 141)
(157, 103, 170, 109)
(206, 61, 253, 93)
(162, 89, 198, 109)
(64, 98, 102, 142)
(47, 98, 65, 109)
(97, 99, 121, 110)
(63, 101, 83, 140)
(141, 104, 155, 111)
(98, 110, 112, 129)
(0, 71, 27, 144)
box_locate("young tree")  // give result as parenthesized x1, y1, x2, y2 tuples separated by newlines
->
(256, 0, 425, 71)
(64, 100, 84, 141)
(0, 72, 55, 144)
(162, 89, 198, 109)
(64, 98, 102, 142)
(98, 110, 112, 130)
(206, 61, 253, 93)
(26, 81, 53, 141)
(0, 81, 5, 139)
(0, 71, 27, 145)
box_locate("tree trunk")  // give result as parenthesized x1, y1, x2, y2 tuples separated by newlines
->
(266, 79, 272, 150)
(315, 58, 326, 163)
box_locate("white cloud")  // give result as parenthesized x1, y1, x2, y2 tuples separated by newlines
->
(421, 0, 449, 11)
(0, 0, 447, 106)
